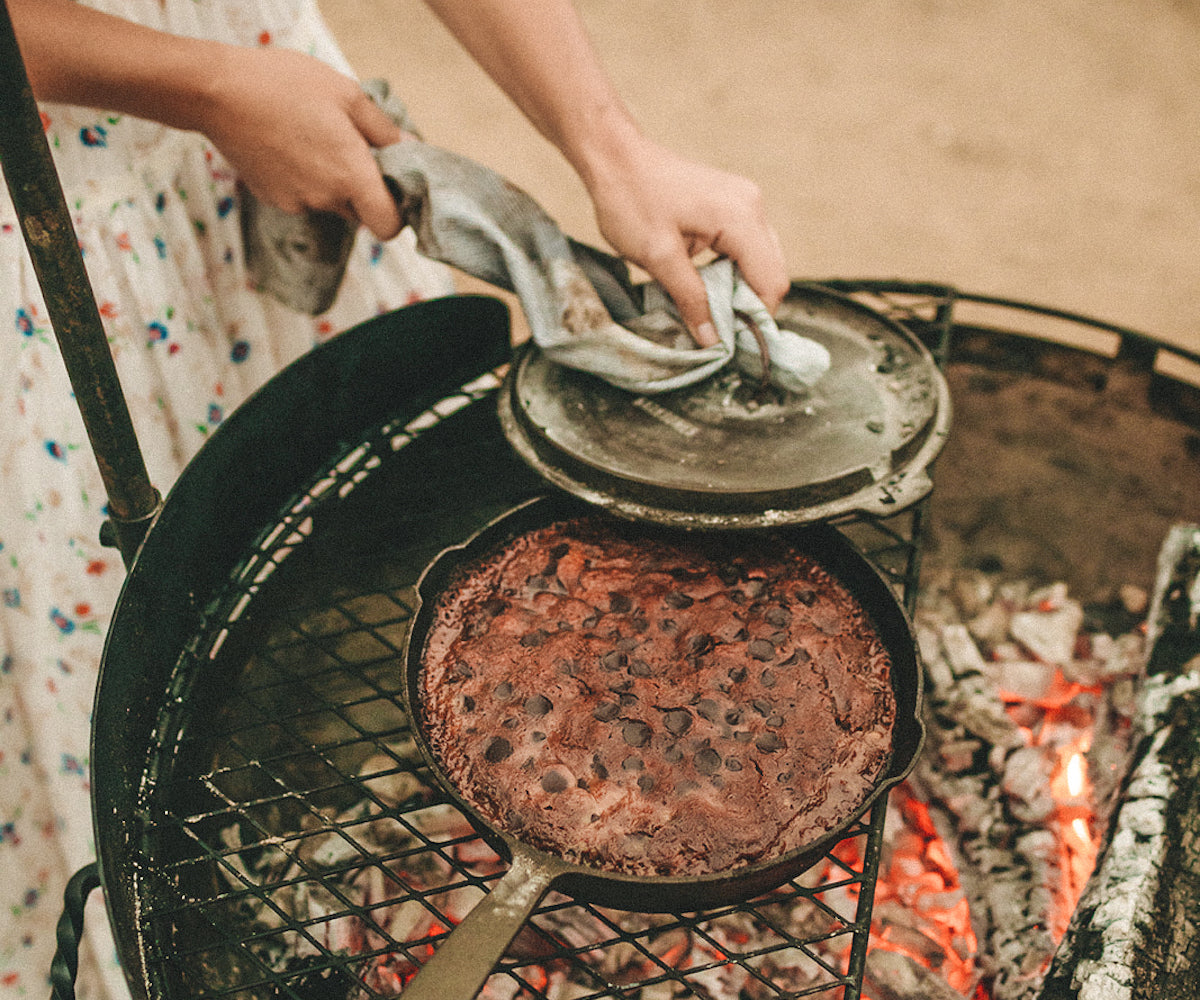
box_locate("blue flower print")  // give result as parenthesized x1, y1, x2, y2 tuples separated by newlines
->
(230, 340, 250, 363)
(79, 125, 107, 148)
(49, 608, 75, 635)
(16, 307, 35, 336)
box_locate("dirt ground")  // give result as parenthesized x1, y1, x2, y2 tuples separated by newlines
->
(323, 0, 1200, 355)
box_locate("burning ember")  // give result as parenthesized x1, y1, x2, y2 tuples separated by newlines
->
(849, 573, 1145, 1000)
(212, 571, 1146, 1000)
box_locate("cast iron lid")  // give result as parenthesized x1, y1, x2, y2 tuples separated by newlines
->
(499, 282, 951, 528)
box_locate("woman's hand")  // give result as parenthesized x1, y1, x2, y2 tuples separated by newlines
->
(197, 47, 404, 240)
(583, 135, 788, 347)
(12, 0, 405, 240)
(422, 0, 789, 346)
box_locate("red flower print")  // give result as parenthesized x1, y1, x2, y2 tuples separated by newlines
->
(99, 301, 118, 318)
(116, 232, 133, 252)
(259, 30, 272, 45)
(86, 560, 108, 576)
(74, 603, 91, 617)
(39, 111, 50, 132)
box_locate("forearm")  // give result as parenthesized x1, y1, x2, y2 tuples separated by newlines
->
(9, 0, 226, 133)
(420, 0, 644, 192)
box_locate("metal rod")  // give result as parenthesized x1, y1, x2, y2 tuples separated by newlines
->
(0, 0, 160, 566)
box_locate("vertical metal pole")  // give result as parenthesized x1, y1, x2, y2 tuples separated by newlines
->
(0, 0, 160, 566)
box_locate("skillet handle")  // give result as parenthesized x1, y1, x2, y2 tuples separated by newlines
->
(400, 850, 564, 1000)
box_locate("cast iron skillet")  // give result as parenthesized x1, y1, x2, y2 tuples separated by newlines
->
(400, 492, 925, 1000)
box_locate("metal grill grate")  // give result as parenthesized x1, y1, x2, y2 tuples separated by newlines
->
(131, 289, 955, 1000)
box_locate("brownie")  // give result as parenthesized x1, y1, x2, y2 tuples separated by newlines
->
(419, 517, 895, 877)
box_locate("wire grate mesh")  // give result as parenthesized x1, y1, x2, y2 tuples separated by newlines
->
(130, 289, 956, 1000)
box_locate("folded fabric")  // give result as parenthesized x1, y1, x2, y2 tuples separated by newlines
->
(244, 84, 829, 395)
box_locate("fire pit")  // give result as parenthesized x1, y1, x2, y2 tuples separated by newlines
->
(53, 281, 1199, 1000)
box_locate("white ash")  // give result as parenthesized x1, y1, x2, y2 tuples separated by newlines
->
(905, 568, 1145, 1000)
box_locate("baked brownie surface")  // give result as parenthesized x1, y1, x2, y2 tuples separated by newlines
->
(419, 517, 895, 877)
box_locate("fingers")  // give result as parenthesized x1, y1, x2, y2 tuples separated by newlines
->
(345, 93, 404, 240)
(723, 221, 790, 314)
(644, 243, 719, 347)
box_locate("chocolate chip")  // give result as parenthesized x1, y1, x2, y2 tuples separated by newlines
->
(659, 618, 677, 632)
(637, 774, 656, 793)
(756, 732, 784, 753)
(600, 649, 627, 672)
(609, 592, 632, 614)
(728, 666, 747, 683)
(631, 616, 651, 633)
(519, 629, 547, 648)
(462, 695, 476, 711)
(664, 709, 692, 735)
(748, 639, 775, 661)
(502, 717, 520, 729)
(687, 633, 714, 656)
(752, 699, 773, 717)
(541, 770, 569, 793)
(664, 745, 684, 763)
(629, 658, 652, 678)
(663, 591, 694, 609)
(726, 758, 743, 772)
(724, 709, 743, 725)
(451, 661, 473, 680)
(760, 669, 777, 688)
(593, 701, 620, 723)
(577, 777, 589, 789)
(592, 755, 609, 779)
(525, 694, 552, 716)
(734, 731, 754, 742)
(481, 598, 507, 617)
(483, 737, 513, 763)
(696, 699, 721, 723)
(765, 607, 792, 627)
(622, 720, 651, 747)
(744, 579, 766, 598)
(694, 747, 722, 775)
(619, 692, 639, 707)
(495, 682, 513, 700)
(795, 588, 817, 606)
(767, 714, 785, 727)
(622, 756, 644, 771)
(532, 731, 546, 742)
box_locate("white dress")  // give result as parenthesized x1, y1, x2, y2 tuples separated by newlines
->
(0, 3, 454, 996)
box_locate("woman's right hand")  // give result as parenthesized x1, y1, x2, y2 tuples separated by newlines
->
(195, 46, 406, 240)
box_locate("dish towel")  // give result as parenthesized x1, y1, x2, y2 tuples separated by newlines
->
(244, 84, 829, 395)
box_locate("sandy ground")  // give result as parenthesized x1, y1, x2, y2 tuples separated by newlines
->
(322, 0, 1199, 355)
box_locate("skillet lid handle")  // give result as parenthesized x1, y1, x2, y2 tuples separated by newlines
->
(400, 850, 566, 1000)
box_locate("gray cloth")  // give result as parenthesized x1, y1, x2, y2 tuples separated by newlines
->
(243, 85, 829, 395)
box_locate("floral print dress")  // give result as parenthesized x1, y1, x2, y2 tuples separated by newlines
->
(0, 2, 455, 996)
